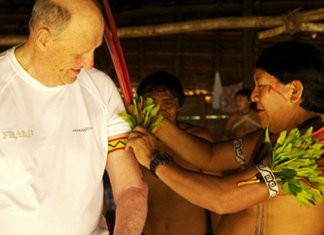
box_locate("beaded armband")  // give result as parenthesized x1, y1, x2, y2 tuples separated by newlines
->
(233, 138, 246, 166)
(108, 137, 128, 153)
(256, 163, 279, 198)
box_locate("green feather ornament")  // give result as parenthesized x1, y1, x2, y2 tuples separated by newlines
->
(119, 93, 164, 132)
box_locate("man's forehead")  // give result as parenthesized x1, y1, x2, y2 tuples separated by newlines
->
(147, 88, 172, 95)
(254, 69, 280, 84)
(145, 90, 178, 101)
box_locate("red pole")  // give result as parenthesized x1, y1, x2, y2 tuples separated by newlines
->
(102, 0, 133, 105)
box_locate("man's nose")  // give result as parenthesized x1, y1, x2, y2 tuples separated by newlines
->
(251, 88, 259, 102)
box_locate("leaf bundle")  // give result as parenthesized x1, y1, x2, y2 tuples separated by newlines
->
(265, 127, 324, 206)
(119, 93, 164, 131)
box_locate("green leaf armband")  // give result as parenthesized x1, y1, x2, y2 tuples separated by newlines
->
(256, 163, 279, 198)
(119, 93, 164, 131)
(265, 126, 324, 206)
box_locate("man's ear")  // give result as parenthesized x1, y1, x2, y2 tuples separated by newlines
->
(289, 80, 304, 103)
(35, 27, 51, 50)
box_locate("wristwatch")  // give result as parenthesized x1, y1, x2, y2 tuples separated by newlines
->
(149, 151, 173, 177)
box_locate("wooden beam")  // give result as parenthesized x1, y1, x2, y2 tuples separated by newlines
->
(300, 22, 324, 32)
(257, 8, 324, 39)
(0, 15, 281, 46)
(117, 8, 324, 38)
(0, 36, 27, 46)
(117, 16, 283, 38)
(1, 8, 324, 46)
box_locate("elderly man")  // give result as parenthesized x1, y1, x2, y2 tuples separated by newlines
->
(0, 0, 147, 234)
(127, 41, 324, 235)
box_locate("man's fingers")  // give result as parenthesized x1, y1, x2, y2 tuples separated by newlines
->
(133, 126, 149, 134)
(127, 128, 157, 151)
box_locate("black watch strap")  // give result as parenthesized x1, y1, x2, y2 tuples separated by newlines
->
(149, 151, 173, 177)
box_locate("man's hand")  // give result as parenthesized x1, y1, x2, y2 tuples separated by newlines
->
(126, 126, 159, 168)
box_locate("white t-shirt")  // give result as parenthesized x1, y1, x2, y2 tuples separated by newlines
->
(0, 47, 131, 235)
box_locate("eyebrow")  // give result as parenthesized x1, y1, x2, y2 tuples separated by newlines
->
(254, 74, 261, 82)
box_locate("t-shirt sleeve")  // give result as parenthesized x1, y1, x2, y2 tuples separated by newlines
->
(105, 78, 131, 137)
(86, 68, 132, 137)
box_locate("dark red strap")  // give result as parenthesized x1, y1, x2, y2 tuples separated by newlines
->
(102, 0, 133, 105)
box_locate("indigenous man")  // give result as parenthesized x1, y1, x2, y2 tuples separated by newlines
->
(223, 88, 260, 139)
(0, 0, 147, 234)
(127, 41, 324, 235)
(137, 71, 216, 235)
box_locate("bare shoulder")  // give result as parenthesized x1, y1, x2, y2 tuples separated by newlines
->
(228, 112, 241, 120)
(226, 113, 241, 126)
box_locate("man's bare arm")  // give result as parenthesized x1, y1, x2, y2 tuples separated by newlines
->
(126, 132, 271, 214)
(153, 119, 263, 172)
(107, 134, 148, 235)
(155, 163, 269, 214)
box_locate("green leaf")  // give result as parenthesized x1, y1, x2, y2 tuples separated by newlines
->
(276, 130, 287, 146)
(266, 126, 324, 207)
(119, 92, 164, 132)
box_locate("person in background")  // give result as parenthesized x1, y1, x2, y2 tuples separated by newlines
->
(136, 71, 218, 235)
(0, 0, 147, 234)
(223, 88, 260, 139)
(127, 41, 324, 235)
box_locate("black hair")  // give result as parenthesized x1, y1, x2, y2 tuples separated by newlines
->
(256, 41, 324, 114)
(235, 88, 256, 110)
(235, 88, 252, 98)
(137, 71, 185, 107)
